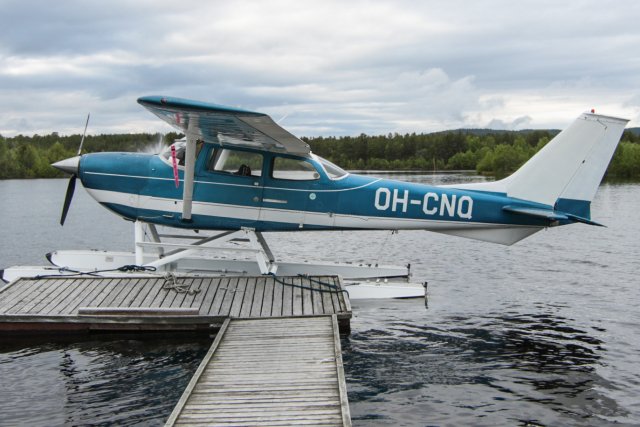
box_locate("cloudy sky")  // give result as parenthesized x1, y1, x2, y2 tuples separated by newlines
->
(1, 0, 639, 137)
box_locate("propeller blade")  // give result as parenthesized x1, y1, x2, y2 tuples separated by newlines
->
(77, 113, 90, 156)
(60, 174, 77, 226)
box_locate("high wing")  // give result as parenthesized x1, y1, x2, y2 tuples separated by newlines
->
(137, 95, 310, 156)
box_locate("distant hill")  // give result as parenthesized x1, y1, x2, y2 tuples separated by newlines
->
(445, 126, 640, 138)
(444, 128, 560, 136)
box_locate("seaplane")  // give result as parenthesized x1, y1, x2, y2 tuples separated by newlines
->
(1, 96, 629, 299)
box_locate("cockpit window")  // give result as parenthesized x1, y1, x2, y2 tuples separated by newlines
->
(208, 148, 263, 177)
(161, 139, 203, 167)
(272, 157, 320, 181)
(317, 156, 348, 180)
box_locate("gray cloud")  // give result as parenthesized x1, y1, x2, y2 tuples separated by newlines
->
(1, 0, 639, 137)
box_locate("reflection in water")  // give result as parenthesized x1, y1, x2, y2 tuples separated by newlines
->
(0, 335, 210, 426)
(343, 304, 627, 426)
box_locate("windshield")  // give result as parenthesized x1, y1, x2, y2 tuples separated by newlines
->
(316, 155, 348, 180)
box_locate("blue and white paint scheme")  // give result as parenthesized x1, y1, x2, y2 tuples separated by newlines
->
(53, 96, 627, 246)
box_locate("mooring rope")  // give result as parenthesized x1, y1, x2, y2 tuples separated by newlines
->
(263, 274, 349, 295)
(34, 265, 157, 279)
(161, 272, 201, 295)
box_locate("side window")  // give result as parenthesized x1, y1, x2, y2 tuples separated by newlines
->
(272, 157, 320, 181)
(207, 148, 263, 177)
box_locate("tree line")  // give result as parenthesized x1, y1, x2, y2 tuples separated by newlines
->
(1, 128, 639, 179)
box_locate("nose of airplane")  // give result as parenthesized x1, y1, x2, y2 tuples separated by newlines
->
(52, 156, 81, 175)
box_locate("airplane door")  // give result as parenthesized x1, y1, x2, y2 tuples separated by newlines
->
(194, 147, 264, 228)
(260, 156, 324, 229)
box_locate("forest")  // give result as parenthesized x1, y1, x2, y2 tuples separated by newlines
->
(1, 128, 639, 179)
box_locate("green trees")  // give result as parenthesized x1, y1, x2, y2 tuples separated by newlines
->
(0, 132, 165, 179)
(608, 142, 640, 178)
(1, 128, 638, 179)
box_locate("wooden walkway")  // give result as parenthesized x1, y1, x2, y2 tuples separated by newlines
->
(165, 315, 351, 427)
(0, 275, 351, 333)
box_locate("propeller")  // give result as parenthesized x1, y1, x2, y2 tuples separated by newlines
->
(60, 174, 76, 226)
(56, 113, 90, 226)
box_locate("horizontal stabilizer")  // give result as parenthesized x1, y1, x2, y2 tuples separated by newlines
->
(565, 214, 605, 227)
(502, 205, 568, 221)
(502, 206, 605, 227)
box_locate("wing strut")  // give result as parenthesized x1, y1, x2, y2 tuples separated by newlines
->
(182, 120, 198, 221)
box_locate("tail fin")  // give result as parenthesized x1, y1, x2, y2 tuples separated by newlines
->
(455, 112, 628, 219)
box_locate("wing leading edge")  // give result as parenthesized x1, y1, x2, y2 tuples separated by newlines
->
(138, 96, 310, 156)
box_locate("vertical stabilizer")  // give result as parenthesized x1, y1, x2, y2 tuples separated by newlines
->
(504, 113, 628, 210)
(451, 113, 628, 218)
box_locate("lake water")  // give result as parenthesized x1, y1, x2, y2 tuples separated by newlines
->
(0, 175, 639, 426)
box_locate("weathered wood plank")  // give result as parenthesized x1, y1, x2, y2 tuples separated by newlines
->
(183, 277, 206, 309)
(238, 277, 256, 318)
(207, 277, 230, 316)
(249, 276, 265, 318)
(195, 277, 219, 314)
(321, 278, 336, 315)
(281, 277, 294, 317)
(260, 276, 274, 317)
(301, 277, 314, 316)
(228, 277, 248, 317)
(311, 277, 325, 316)
(328, 277, 342, 315)
(216, 277, 238, 317)
(292, 277, 303, 316)
(270, 277, 283, 317)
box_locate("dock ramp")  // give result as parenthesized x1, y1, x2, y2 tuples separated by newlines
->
(165, 315, 351, 426)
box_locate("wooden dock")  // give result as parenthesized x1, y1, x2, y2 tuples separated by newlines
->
(165, 315, 351, 427)
(0, 275, 351, 334)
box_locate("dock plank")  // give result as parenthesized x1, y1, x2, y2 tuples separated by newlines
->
(249, 276, 265, 317)
(270, 277, 283, 317)
(260, 277, 274, 317)
(238, 277, 256, 318)
(301, 277, 314, 316)
(281, 277, 294, 317)
(206, 278, 228, 315)
(321, 278, 336, 315)
(218, 277, 238, 317)
(228, 277, 248, 317)
(292, 277, 304, 316)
